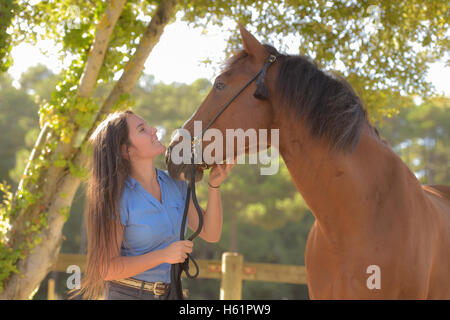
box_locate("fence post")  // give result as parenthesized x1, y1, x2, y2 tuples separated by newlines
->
(220, 252, 243, 300)
(48, 279, 55, 300)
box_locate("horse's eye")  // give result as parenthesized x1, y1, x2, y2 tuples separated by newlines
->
(214, 80, 226, 91)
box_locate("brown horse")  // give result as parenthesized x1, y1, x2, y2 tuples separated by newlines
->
(166, 24, 450, 299)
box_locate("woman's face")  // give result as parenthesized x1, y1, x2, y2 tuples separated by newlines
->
(123, 114, 166, 160)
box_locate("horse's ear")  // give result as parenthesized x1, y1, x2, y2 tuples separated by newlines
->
(238, 22, 266, 63)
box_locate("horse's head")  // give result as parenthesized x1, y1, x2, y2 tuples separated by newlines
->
(166, 24, 280, 182)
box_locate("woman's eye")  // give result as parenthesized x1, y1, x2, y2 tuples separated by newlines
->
(214, 80, 226, 91)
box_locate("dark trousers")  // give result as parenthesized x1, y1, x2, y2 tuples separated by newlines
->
(104, 281, 163, 300)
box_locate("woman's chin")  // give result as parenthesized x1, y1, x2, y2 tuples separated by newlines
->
(156, 143, 166, 152)
(148, 146, 167, 159)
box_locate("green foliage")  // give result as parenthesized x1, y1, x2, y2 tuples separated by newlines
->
(0, 1, 105, 292)
(0, 73, 40, 183)
(13, 1, 448, 123)
(59, 206, 71, 223)
(133, 77, 212, 130)
(0, 0, 169, 292)
(96, 0, 152, 82)
(181, 0, 449, 121)
(19, 64, 60, 105)
(379, 96, 450, 184)
(0, 180, 22, 291)
(0, 244, 22, 292)
(0, 0, 18, 72)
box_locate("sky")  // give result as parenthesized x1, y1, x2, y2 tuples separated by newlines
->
(7, 17, 450, 97)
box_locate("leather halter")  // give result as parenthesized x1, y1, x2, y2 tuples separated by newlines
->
(193, 54, 278, 170)
(168, 54, 278, 299)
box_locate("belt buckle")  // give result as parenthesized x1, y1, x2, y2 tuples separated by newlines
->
(153, 281, 165, 296)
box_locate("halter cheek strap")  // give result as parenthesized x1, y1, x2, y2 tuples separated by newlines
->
(254, 54, 277, 100)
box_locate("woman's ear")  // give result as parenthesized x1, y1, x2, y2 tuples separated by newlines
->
(121, 144, 129, 160)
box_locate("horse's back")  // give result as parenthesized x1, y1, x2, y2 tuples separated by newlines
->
(421, 184, 450, 299)
(422, 184, 450, 202)
(422, 184, 450, 223)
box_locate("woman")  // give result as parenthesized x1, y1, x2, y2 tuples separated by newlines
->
(75, 109, 235, 300)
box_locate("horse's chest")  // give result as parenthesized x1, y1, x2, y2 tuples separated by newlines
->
(305, 222, 431, 299)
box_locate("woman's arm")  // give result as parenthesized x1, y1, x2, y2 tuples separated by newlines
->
(187, 185, 222, 243)
(187, 160, 236, 243)
(104, 250, 166, 281)
(103, 226, 193, 281)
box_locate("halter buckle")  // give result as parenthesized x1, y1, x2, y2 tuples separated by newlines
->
(200, 161, 209, 170)
(191, 135, 201, 146)
(191, 135, 201, 152)
(191, 136, 203, 164)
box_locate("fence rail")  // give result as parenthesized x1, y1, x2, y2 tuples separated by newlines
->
(50, 252, 307, 299)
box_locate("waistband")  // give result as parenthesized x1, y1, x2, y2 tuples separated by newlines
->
(111, 277, 168, 296)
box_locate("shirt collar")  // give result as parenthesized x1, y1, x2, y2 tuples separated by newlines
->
(125, 176, 137, 189)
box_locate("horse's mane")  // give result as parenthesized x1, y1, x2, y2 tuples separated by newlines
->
(223, 45, 377, 153)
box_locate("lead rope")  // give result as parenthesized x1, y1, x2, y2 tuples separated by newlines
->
(167, 149, 203, 299)
(180, 154, 203, 278)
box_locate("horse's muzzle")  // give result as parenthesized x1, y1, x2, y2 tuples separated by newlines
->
(165, 145, 206, 183)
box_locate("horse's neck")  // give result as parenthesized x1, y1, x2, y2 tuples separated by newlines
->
(276, 119, 407, 247)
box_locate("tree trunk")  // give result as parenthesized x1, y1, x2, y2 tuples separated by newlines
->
(0, 160, 85, 299)
(0, 0, 178, 299)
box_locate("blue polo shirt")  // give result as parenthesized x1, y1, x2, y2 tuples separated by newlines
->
(119, 168, 188, 283)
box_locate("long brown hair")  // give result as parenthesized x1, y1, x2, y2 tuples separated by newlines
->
(71, 109, 135, 299)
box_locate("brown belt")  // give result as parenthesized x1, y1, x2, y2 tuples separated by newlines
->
(112, 278, 168, 296)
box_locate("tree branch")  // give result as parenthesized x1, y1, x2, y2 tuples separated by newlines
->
(96, 0, 178, 118)
(78, 0, 128, 98)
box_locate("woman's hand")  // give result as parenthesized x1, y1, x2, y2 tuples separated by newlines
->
(162, 240, 193, 264)
(208, 157, 237, 188)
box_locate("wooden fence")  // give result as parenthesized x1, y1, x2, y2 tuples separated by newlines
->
(49, 252, 307, 299)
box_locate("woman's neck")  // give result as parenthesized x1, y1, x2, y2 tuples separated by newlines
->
(130, 160, 158, 189)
